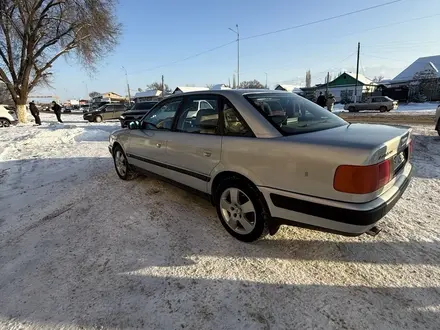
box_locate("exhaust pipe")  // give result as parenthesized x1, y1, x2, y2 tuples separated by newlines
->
(366, 226, 382, 236)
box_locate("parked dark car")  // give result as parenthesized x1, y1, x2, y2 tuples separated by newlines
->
(119, 101, 158, 128)
(83, 103, 127, 123)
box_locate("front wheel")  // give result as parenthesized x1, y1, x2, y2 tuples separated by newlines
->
(0, 119, 11, 127)
(436, 120, 440, 136)
(348, 106, 356, 112)
(214, 177, 269, 242)
(112, 146, 138, 180)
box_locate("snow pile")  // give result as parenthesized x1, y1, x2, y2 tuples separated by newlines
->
(0, 113, 439, 329)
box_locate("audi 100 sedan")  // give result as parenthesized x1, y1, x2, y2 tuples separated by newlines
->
(108, 90, 413, 242)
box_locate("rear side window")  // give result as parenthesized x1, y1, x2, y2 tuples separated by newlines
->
(221, 97, 253, 137)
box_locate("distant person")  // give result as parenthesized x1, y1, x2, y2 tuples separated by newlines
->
(326, 94, 336, 112)
(316, 92, 326, 107)
(29, 100, 41, 125)
(51, 101, 63, 123)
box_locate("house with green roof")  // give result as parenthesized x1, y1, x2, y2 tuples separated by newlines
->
(315, 72, 378, 103)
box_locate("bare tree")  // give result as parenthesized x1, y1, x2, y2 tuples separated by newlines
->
(305, 70, 311, 88)
(205, 84, 214, 89)
(0, 0, 121, 122)
(147, 82, 171, 92)
(372, 75, 384, 83)
(238, 79, 265, 89)
(88, 91, 100, 98)
(0, 82, 12, 103)
(412, 70, 439, 102)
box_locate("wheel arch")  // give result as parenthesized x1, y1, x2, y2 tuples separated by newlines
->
(210, 170, 263, 205)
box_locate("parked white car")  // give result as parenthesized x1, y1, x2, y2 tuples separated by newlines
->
(435, 104, 440, 136)
(0, 104, 17, 127)
(109, 90, 413, 242)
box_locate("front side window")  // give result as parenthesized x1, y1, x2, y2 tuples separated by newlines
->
(244, 92, 347, 135)
(142, 97, 182, 130)
(176, 95, 219, 135)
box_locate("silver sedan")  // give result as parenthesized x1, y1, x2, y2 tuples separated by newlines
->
(109, 90, 413, 241)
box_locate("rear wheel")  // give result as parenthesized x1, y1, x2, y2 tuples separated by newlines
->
(436, 120, 440, 136)
(214, 177, 269, 242)
(379, 106, 387, 112)
(95, 115, 102, 123)
(112, 145, 138, 180)
(0, 119, 11, 127)
(348, 106, 356, 112)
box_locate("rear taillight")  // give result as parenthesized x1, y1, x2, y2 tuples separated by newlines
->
(334, 160, 391, 194)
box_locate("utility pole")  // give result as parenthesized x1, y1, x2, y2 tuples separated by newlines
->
(326, 72, 330, 96)
(82, 81, 89, 97)
(265, 72, 268, 89)
(354, 42, 360, 103)
(161, 75, 165, 99)
(121, 66, 131, 103)
(228, 24, 240, 88)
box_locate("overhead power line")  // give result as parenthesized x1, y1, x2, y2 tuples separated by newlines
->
(129, 0, 404, 75)
(129, 40, 235, 75)
(241, 0, 404, 41)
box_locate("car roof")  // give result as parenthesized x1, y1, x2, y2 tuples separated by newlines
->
(165, 89, 289, 98)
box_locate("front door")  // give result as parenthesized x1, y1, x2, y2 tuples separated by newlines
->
(125, 97, 183, 176)
(165, 94, 222, 192)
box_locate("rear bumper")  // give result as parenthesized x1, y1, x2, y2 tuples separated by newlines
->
(260, 163, 413, 236)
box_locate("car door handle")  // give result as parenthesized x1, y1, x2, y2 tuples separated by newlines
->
(203, 151, 211, 157)
(156, 143, 162, 148)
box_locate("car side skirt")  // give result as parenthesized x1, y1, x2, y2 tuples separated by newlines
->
(126, 153, 211, 183)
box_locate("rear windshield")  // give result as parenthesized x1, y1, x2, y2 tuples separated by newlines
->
(244, 92, 347, 135)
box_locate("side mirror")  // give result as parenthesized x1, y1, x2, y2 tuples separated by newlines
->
(128, 121, 140, 130)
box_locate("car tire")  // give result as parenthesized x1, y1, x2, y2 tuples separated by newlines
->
(348, 106, 356, 112)
(0, 119, 11, 127)
(214, 177, 269, 242)
(436, 120, 440, 136)
(95, 115, 103, 123)
(379, 106, 387, 112)
(112, 145, 138, 180)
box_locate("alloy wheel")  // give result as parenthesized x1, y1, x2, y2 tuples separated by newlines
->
(219, 187, 256, 235)
(114, 150, 127, 176)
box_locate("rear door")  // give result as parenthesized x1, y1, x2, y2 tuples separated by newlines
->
(165, 94, 222, 192)
(101, 105, 113, 120)
(112, 104, 126, 119)
(125, 97, 183, 176)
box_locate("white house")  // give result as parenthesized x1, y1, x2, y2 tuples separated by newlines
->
(133, 90, 163, 102)
(210, 84, 231, 90)
(274, 84, 303, 94)
(392, 55, 440, 83)
(315, 72, 377, 102)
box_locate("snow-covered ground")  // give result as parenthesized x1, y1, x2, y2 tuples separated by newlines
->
(0, 113, 439, 329)
(334, 102, 438, 114)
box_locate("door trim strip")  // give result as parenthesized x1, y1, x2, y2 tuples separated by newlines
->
(127, 153, 211, 182)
